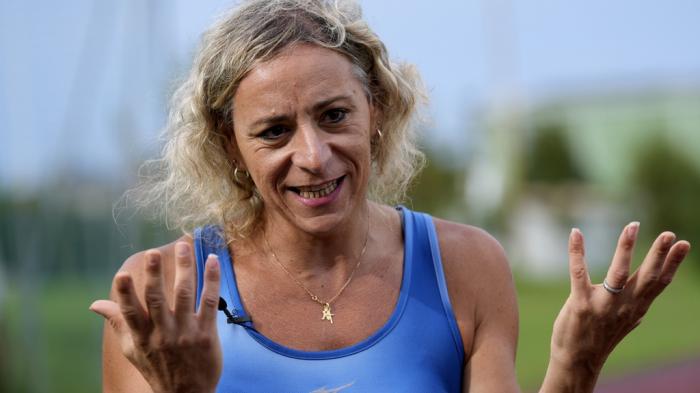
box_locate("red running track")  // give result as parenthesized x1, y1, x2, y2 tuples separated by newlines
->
(595, 357, 700, 393)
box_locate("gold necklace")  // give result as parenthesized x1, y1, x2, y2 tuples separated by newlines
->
(263, 216, 369, 324)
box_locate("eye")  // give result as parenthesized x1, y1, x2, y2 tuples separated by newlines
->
(322, 108, 348, 124)
(258, 125, 288, 141)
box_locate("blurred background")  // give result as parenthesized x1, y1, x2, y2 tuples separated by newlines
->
(1, 0, 699, 391)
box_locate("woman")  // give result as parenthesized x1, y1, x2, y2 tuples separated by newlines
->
(90, 1, 691, 392)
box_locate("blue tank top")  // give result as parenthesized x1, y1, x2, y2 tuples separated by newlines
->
(194, 207, 464, 392)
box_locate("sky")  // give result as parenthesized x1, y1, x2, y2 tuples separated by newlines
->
(1, 0, 699, 191)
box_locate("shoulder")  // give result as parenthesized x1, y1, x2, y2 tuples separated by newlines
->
(432, 218, 507, 266)
(429, 217, 518, 355)
(431, 218, 511, 287)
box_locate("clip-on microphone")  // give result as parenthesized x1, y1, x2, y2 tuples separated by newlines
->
(218, 297, 252, 324)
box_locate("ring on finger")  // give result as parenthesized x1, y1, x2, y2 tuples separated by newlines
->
(603, 278, 625, 294)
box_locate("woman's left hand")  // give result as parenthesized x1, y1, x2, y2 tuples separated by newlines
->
(544, 223, 691, 391)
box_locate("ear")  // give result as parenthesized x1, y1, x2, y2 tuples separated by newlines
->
(369, 102, 383, 135)
(369, 103, 384, 161)
(224, 129, 247, 171)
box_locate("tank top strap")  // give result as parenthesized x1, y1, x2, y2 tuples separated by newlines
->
(193, 226, 212, 307)
(399, 207, 465, 361)
(193, 225, 250, 323)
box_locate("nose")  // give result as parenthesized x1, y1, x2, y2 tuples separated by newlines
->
(291, 123, 331, 174)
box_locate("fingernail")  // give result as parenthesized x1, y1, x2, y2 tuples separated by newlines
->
(177, 242, 190, 257)
(627, 222, 640, 241)
(145, 250, 160, 267)
(663, 232, 676, 246)
(207, 254, 220, 271)
(147, 254, 160, 269)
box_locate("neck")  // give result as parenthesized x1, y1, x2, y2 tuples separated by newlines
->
(257, 201, 372, 275)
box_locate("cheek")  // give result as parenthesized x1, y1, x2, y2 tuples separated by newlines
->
(335, 133, 372, 170)
(249, 151, 290, 190)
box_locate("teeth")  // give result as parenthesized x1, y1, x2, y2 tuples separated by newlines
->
(298, 179, 339, 199)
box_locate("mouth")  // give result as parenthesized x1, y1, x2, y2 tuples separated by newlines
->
(288, 176, 344, 199)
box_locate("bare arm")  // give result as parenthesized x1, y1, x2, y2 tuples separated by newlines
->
(461, 240, 520, 393)
(436, 220, 520, 393)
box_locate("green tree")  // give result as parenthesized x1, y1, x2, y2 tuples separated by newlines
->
(408, 148, 466, 220)
(632, 135, 700, 273)
(525, 122, 583, 184)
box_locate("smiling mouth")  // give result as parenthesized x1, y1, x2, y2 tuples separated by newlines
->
(289, 176, 344, 199)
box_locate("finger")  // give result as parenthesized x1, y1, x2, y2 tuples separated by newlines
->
(113, 271, 148, 333)
(143, 250, 172, 328)
(604, 222, 639, 290)
(90, 299, 129, 335)
(656, 240, 691, 290)
(91, 299, 141, 358)
(568, 228, 591, 295)
(173, 241, 196, 325)
(198, 254, 221, 329)
(635, 232, 676, 292)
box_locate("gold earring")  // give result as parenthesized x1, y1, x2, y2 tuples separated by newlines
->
(234, 167, 249, 182)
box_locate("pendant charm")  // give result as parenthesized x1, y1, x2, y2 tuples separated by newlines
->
(321, 302, 334, 324)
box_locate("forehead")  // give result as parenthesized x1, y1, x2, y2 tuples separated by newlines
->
(232, 44, 366, 117)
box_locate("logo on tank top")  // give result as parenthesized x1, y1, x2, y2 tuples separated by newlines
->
(311, 381, 355, 392)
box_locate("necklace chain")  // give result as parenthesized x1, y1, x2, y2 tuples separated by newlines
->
(263, 214, 370, 323)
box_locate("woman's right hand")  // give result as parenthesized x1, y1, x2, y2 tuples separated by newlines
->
(90, 242, 223, 393)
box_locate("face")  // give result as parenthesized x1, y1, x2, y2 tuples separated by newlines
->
(230, 44, 376, 234)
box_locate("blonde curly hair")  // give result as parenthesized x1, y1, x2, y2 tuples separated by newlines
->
(130, 0, 426, 238)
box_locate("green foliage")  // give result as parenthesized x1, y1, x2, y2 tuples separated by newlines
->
(0, 189, 176, 278)
(632, 135, 700, 242)
(525, 122, 584, 184)
(631, 136, 700, 275)
(406, 147, 466, 219)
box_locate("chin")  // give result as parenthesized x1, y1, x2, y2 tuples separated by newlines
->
(288, 201, 358, 235)
(266, 173, 367, 235)
(295, 213, 349, 236)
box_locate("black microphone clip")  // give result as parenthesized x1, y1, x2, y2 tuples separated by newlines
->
(218, 297, 252, 324)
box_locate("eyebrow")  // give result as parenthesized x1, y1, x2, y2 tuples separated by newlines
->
(249, 94, 354, 129)
(313, 94, 353, 111)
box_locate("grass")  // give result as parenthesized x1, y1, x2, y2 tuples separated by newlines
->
(1, 267, 698, 392)
(1, 277, 107, 393)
